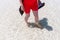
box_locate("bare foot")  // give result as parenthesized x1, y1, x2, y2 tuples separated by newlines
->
(26, 22, 30, 27)
(35, 22, 43, 29)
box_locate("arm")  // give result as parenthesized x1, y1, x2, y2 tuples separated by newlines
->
(38, 0, 41, 3)
(19, 0, 24, 11)
(19, 0, 23, 5)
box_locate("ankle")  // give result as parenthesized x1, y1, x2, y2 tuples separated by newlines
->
(35, 21, 39, 24)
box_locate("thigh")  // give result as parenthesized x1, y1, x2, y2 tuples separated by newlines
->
(23, 3, 30, 14)
(31, 0, 38, 11)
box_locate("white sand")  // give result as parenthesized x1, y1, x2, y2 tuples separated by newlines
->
(0, 0, 60, 40)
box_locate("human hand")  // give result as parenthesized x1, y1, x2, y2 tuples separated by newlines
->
(21, 4, 24, 11)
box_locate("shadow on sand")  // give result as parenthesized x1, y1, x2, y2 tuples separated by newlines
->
(28, 18, 53, 31)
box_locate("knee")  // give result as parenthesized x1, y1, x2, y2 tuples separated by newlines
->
(34, 14, 38, 17)
(27, 14, 30, 17)
(25, 14, 30, 18)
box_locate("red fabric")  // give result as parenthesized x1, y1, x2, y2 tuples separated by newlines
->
(23, 0, 38, 14)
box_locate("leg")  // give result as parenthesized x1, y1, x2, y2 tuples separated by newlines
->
(25, 13, 30, 27)
(32, 10, 43, 29)
(23, 3, 30, 26)
(31, 0, 39, 22)
(25, 13, 30, 26)
(33, 11, 39, 23)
